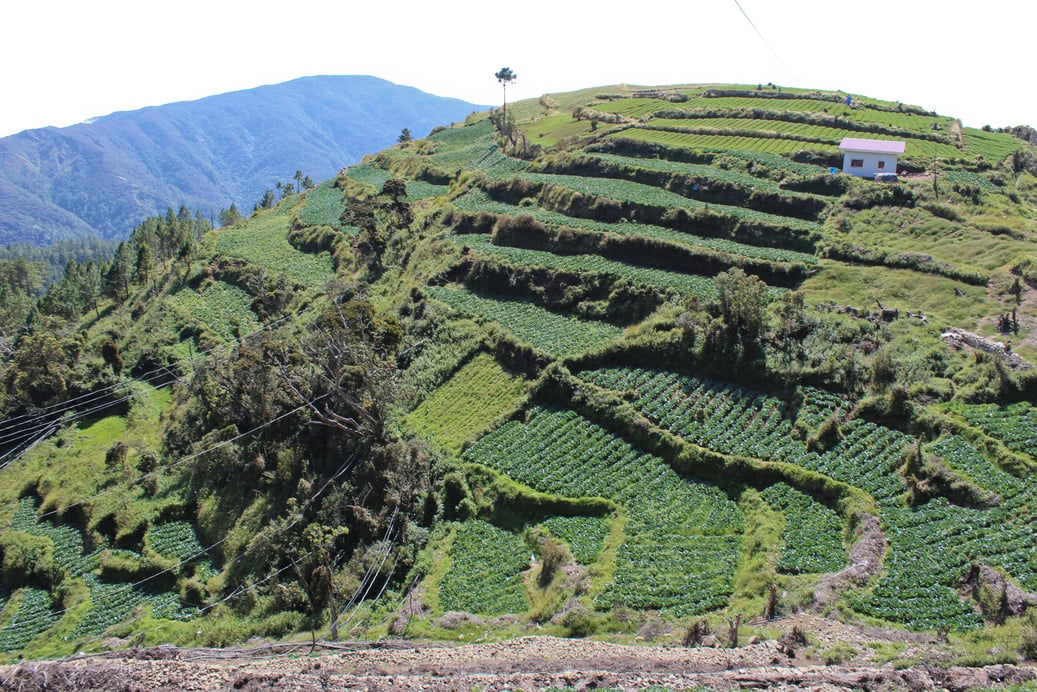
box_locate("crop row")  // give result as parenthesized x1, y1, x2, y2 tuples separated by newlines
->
(214, 209, 336, 288)
(518, 172, 821, 231)
(428, 119, 529, 178)
(344, 163, 393, 190)
(578, 366, 910, 503)
(295, 180, 349, 230)
(650, 117, 854, 143)
(953, 401, 1037, 457)
(0, 588, 60, 652)
(425, 286, 623, 358)
(406, 352, 528, 453)
(437, 521, 529, 616)
(575, 366, 1037, 629)
(0, 589, 59, 651)
(9, 497, 100, 577)
(588, 153, 785, 192)
(145, 520, 215, 580)
(928, 435, 1031, 500)
(540, 515, 610, 565)
(759, 483, 845, 574)
(72, 574, 193, 638)
(614, 128, 840, 155)
(463, 406, 743, 615)
(453, 190, 818, 264)
(452, 234, 718, 298)
(163, 281, 260, 346)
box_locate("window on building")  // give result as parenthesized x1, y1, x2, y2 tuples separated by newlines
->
(877, 160, 886, 170)
(850, 158, 864, 168)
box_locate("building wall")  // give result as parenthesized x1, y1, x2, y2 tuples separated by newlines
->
(842, 152, 899, 178)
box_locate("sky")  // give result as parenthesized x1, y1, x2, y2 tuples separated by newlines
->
(2, 0, 1035, 138)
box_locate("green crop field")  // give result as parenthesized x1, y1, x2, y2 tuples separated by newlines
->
(612, 127, 841, 155)
(437, 520, 530, 615)
(453, 189, 818, 264)
(451, 234, 719, 298)
(163, 280, 260, 347)
(589, 153, 787, 192)
(3, 79, 1037, 659)
(464, 406, 744, 615)
(407, 352, 529, 453)
(213, 201, 335, 287)
(425, 286, 624, 358)
(296, 179, 349, 231)
(519, 172, 821, 231)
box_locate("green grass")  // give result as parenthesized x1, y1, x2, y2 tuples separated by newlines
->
(406, 352, 528, 453)
(799, 260, 992, 325)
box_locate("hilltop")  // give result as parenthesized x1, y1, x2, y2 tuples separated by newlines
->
(1, 82, 1037, 688)
(0, 75, 483, 245)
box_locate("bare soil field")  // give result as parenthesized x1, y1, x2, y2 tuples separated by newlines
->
(1, 615, 1034, 691)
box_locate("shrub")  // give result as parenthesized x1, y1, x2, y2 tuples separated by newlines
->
(0, 531, 55, 587)
(538, 537, 566, 587)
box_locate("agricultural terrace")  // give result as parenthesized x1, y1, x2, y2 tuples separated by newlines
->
(213, 199, 335, 287)
(406, 352, 529, 453)
(425, 286, 624, 358)
(451, 234, 718, 299)
(451, 190, 818, 265)
(579, 88, 1021, 162)
(463, 406, 744, 616)
(516, 172, 822, 231)
(575, 366, 1037, 630)
(295, 179, 350, 231)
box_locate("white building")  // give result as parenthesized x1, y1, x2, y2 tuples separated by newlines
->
(839, 138, 905, 178)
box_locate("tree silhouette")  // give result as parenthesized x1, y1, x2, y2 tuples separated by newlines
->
(495, 67, 516, 120)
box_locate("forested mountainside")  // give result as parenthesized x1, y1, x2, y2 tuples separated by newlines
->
(1, 83, 1037, 667)
(0, 75, 482, 245)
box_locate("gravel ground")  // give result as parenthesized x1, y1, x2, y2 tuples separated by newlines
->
(0, 615, 1033, 691)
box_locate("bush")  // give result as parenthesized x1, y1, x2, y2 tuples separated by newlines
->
(538, 537, 566, 587)
(0, 531, 55, 587)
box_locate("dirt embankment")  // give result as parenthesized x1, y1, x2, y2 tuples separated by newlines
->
(1, 617, 1034, 692)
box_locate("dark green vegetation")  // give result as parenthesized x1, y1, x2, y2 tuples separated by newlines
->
(1, 82, 1037, 661)
(0, 75, 483, 245)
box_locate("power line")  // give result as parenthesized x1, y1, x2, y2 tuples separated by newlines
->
(731, 0, 800, 85)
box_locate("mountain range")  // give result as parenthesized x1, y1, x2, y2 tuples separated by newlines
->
(0, 75, 483, 245)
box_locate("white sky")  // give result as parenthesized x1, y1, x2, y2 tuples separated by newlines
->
(2, 0, 1034, 138)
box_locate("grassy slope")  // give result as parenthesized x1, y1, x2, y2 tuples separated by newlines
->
(3, 83, 1037, 657)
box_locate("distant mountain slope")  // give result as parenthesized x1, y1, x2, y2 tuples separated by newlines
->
(0, 75, 483, 245)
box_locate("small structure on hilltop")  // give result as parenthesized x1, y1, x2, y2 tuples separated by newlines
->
(839, 137, 905, 178)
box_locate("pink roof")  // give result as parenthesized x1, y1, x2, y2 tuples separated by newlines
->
(839, 137, 906, 154)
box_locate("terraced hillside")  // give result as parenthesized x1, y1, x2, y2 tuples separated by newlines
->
(1, 83, 1037, 665)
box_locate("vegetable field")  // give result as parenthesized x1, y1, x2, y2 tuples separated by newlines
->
(463, 406, 744, 616)
(425, 286, 623, 358)
(407, 352, 528, 453)
(452, 234, 718, 298)
(453, 190, 817, 264)
(438, 521, 529, 615)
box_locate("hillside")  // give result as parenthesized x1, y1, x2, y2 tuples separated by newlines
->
(2, 82, 1037, 684)
(0, 75, 482, 245)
